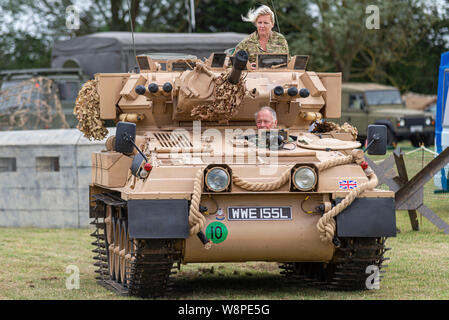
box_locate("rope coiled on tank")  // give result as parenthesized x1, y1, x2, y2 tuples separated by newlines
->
(232, 168, 292, 191)
(315, 150, 379, 244)
(189, 168, 211, 249)
(316, 172, 378, 243)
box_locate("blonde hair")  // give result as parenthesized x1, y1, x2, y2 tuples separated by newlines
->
(242, 5, 275, 25)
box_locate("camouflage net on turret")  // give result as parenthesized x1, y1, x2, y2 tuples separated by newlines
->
(0, 77, 69, 130)
(311, 121, 358, 140)
(191, 71, 246, 124)
(74, 79, 108, 140)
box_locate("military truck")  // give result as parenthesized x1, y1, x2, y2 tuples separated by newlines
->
(0, 68, 88, 129)
(83, 52, 395, 298)
(339, 82, 435, 147)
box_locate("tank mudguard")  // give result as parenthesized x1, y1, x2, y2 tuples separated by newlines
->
(336, 197, 396, 237)
(128, 199, 190, 239)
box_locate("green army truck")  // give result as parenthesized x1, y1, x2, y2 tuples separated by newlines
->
(0, 68, 88, 129)
(339, 82, 434, 147)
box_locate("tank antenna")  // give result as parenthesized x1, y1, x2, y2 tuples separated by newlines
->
(270, 0, 281, 34)
(127, 0, 139, 72)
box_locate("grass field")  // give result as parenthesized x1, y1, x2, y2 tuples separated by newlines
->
(0, 143, 448, 300)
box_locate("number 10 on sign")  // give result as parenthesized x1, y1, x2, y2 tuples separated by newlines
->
(206, 222, 228, 244)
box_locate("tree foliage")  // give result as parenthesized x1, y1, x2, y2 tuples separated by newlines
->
(0, 0, 448, 94)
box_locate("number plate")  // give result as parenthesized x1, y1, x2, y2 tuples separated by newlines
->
(410, 125, 423, 133)
(227, 206, 292, 220)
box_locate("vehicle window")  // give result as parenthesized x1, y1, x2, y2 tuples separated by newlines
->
(0, 80, 23, 91)
(425, 103, 436, 117)
(348, 94, 365, 110)
(56, 81, 80, 101)
(365, 90, 402, 106)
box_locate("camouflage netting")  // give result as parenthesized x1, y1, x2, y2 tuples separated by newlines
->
(0, 77, 69, 130)
(191, 71, 246, 124)
(74, 79, 108, 140)
(312, 121, 358, 140)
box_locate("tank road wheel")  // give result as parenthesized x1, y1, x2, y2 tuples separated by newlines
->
(280, 237, 390, 291)
(107, 216, 118, 280)
(105, 206, 115, 280)
(105, 205, 113, 245)
(119, 220, 130, 284)
(113, 217, 122, 282)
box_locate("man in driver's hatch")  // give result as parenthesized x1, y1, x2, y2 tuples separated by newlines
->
(255, 106, 277, 130)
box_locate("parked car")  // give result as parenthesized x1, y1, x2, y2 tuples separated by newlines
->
(0, 68, 88, 129)
(338, 82, 434, 147)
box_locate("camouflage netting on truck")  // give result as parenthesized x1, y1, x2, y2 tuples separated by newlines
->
(191, 71, 246, 124)
(312, 121, 358, 140)
(74, 79, 108, 140)
(0, 77, 69, 130)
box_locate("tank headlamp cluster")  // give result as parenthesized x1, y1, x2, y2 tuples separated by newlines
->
(291, 166, 317, 191)
(135, 82, 173, 96)
(273, 86, 310, 98)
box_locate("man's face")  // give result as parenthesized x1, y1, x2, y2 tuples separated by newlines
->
(256, 109, 277, 129)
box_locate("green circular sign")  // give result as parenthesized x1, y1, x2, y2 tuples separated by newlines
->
(205, 221, 228, 244)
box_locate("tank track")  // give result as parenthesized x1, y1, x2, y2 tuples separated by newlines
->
(90, 193, 181, 298)
(279, 237, 390, 290)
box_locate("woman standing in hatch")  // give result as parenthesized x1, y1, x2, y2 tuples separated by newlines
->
(234, 5, 289, 68)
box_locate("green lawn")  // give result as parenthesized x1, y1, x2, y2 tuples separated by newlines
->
(0, 143, 448, 300)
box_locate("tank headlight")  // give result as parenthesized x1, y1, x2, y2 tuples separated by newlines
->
(292, 166, 317, 191)
(425, 117, 432, 126)
(205, 167, 230, 192)
(397, 118, 405, 127)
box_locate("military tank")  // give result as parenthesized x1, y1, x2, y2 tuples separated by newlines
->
(82, 51, 395, 298)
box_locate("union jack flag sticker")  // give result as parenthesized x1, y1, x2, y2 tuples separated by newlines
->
(339, 180, 358, 190)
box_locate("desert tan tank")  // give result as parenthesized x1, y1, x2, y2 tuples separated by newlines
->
(81, 51, 396, 298)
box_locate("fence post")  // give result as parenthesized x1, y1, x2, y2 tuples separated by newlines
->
(393, 148, 420, 231)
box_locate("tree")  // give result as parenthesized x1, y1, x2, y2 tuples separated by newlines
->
(271, 0, 447, 93)
(0, 0, 447, 94)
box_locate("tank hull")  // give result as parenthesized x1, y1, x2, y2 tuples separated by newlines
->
(183, 194, 334, 263)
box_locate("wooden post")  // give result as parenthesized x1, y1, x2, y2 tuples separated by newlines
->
(393, 148, 420, 231)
